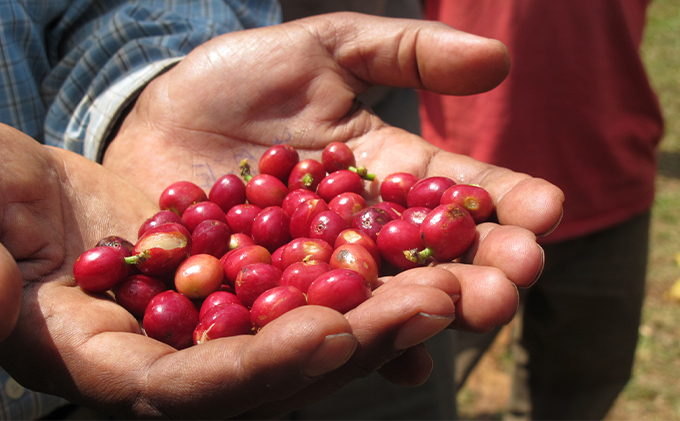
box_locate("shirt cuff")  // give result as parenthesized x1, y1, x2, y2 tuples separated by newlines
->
(68, 57, 184, 163)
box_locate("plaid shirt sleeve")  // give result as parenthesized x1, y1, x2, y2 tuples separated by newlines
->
(0, 2, 279, 419)
(0, 0, 281, 160)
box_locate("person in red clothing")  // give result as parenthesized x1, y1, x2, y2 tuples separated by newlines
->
(419, 0, 664, 419)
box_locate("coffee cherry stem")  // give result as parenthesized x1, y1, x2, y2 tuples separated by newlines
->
(302, 173, 314, 188)
(349, 166, 375, 181)
(240, 159, 254, 182)
(403, 247, 433, 266)
(81, 140, 491, 348)
(124, 250, 150, 266)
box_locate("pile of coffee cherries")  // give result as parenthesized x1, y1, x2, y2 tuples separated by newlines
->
(73, 142, 494, 349)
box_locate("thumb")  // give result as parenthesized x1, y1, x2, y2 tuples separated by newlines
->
(307, 12, 511, 95)
(0, 243, 22, 342)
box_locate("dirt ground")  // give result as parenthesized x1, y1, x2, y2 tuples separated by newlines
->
(456, 326, 513, 420)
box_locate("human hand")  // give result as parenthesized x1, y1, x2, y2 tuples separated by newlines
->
(104, 12, 513, 201)
(104, 12, 563, 327)
(0, 124, 472, 418)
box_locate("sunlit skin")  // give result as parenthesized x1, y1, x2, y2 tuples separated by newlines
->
(0, 12, 562, 419)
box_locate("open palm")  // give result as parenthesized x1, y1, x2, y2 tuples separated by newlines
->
(0, 13, 564, 419)
(0, 124, 464, 418)
(105, 11, 562, 333)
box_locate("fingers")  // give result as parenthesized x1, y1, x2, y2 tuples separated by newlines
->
(377, 343, 433, 386)
(462, 223, 545, 288)
(348, 286, 455, 353)
(356, 129, 565, 237)
(486, 175, 566, 237)
(5, 283, 350, 420)
(299, 12, 511, 95)
(313, 12, 563, 237)
(133, 305, 355, 419)
(367, 206, 540, 334)
(425, 147, 566, 236)
(378, 256, 521, 334)
(101, 12, 520, 205)
(437, 262, 519, 333)
(84, 276, 455, 419)
(373, 266, 461, 299)
(54, 304, 353, 419)
(250, 273, 458, 417)
(0, 243, 21, 342)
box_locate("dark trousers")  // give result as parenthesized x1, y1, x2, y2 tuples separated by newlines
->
(453, 211, 651, 420)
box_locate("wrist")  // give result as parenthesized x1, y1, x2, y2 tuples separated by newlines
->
(64, 57, 183, 163)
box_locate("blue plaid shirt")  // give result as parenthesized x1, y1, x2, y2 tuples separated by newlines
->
(0, 0, 280, 159)
(0, 1, 280, 419)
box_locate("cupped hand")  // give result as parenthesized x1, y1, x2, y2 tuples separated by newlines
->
(104, 12, 563, 325)
(0, 124, 459, 418)
(104, 12, 513, 202)
(0, 12, 563, 415)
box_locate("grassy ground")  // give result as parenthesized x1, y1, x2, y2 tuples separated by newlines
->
(457, 1, 680, 419)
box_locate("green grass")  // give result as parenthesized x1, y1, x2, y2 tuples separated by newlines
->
(644, 0, 680, 154)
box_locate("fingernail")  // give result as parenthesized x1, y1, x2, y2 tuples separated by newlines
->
(538, 208, 563, 238)
(527, 245, 545, 288)
(303, 333, 358, 378)
(394, 312, 454, 351)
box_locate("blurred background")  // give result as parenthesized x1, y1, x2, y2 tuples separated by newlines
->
(456, 0, 680, 419)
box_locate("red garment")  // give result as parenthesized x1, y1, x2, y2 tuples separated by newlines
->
(419, 0, 664, 243)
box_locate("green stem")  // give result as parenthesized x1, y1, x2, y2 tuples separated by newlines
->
(124, 250, 149, 266)
(240, 159, 253, 182)
(302, 173, 314, 187)
(403, 247, 433, 265)
(349, 166, 376, 181)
